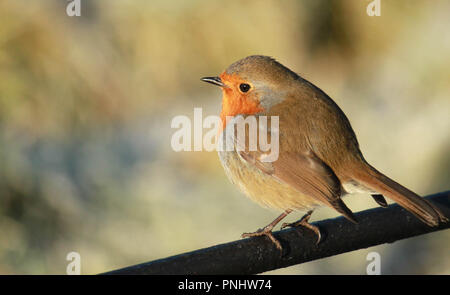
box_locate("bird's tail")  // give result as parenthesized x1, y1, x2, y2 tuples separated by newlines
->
(350, 162, 447, 226)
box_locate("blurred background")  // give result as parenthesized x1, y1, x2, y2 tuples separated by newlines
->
(0, 0, 449, 274)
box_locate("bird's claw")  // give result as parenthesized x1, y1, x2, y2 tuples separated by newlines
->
(242, 227, 282, 250)
(280, 214, 322, 245)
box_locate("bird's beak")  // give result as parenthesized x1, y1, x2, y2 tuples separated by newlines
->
(201, 76, 226, 87)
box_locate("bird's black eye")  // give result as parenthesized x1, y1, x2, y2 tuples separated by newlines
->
(239, 83, 251, 93)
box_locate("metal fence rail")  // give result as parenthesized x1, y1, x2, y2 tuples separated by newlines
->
(103, 191, 449, 275)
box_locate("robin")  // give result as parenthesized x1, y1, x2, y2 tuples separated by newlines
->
(201, 55, 447, 249)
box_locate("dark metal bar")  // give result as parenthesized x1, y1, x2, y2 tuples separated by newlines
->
(103, 191, 449, 275)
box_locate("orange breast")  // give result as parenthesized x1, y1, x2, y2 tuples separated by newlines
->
(219, 73, 263, 130)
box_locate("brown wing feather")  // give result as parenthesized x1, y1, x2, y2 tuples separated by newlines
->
(271, 151, 357, 223)
(238, 146, 357, 223)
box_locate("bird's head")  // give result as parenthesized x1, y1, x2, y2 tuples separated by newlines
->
(201, 55, 299, 128)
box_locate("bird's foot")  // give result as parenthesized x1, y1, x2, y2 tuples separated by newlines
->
(241, 226, 282, 250)
(281, 211, 321, 245)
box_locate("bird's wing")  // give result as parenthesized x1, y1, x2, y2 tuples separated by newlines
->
(233, 124, 357, 222)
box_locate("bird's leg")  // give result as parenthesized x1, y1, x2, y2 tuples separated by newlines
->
(241, 209, 292, 250)
(281, 210, 321, 245)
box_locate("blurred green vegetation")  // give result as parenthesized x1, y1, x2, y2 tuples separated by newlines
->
(0, 0, 448, 274)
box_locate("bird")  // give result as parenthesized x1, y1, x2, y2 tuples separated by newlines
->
(201, 55, 447, 250)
